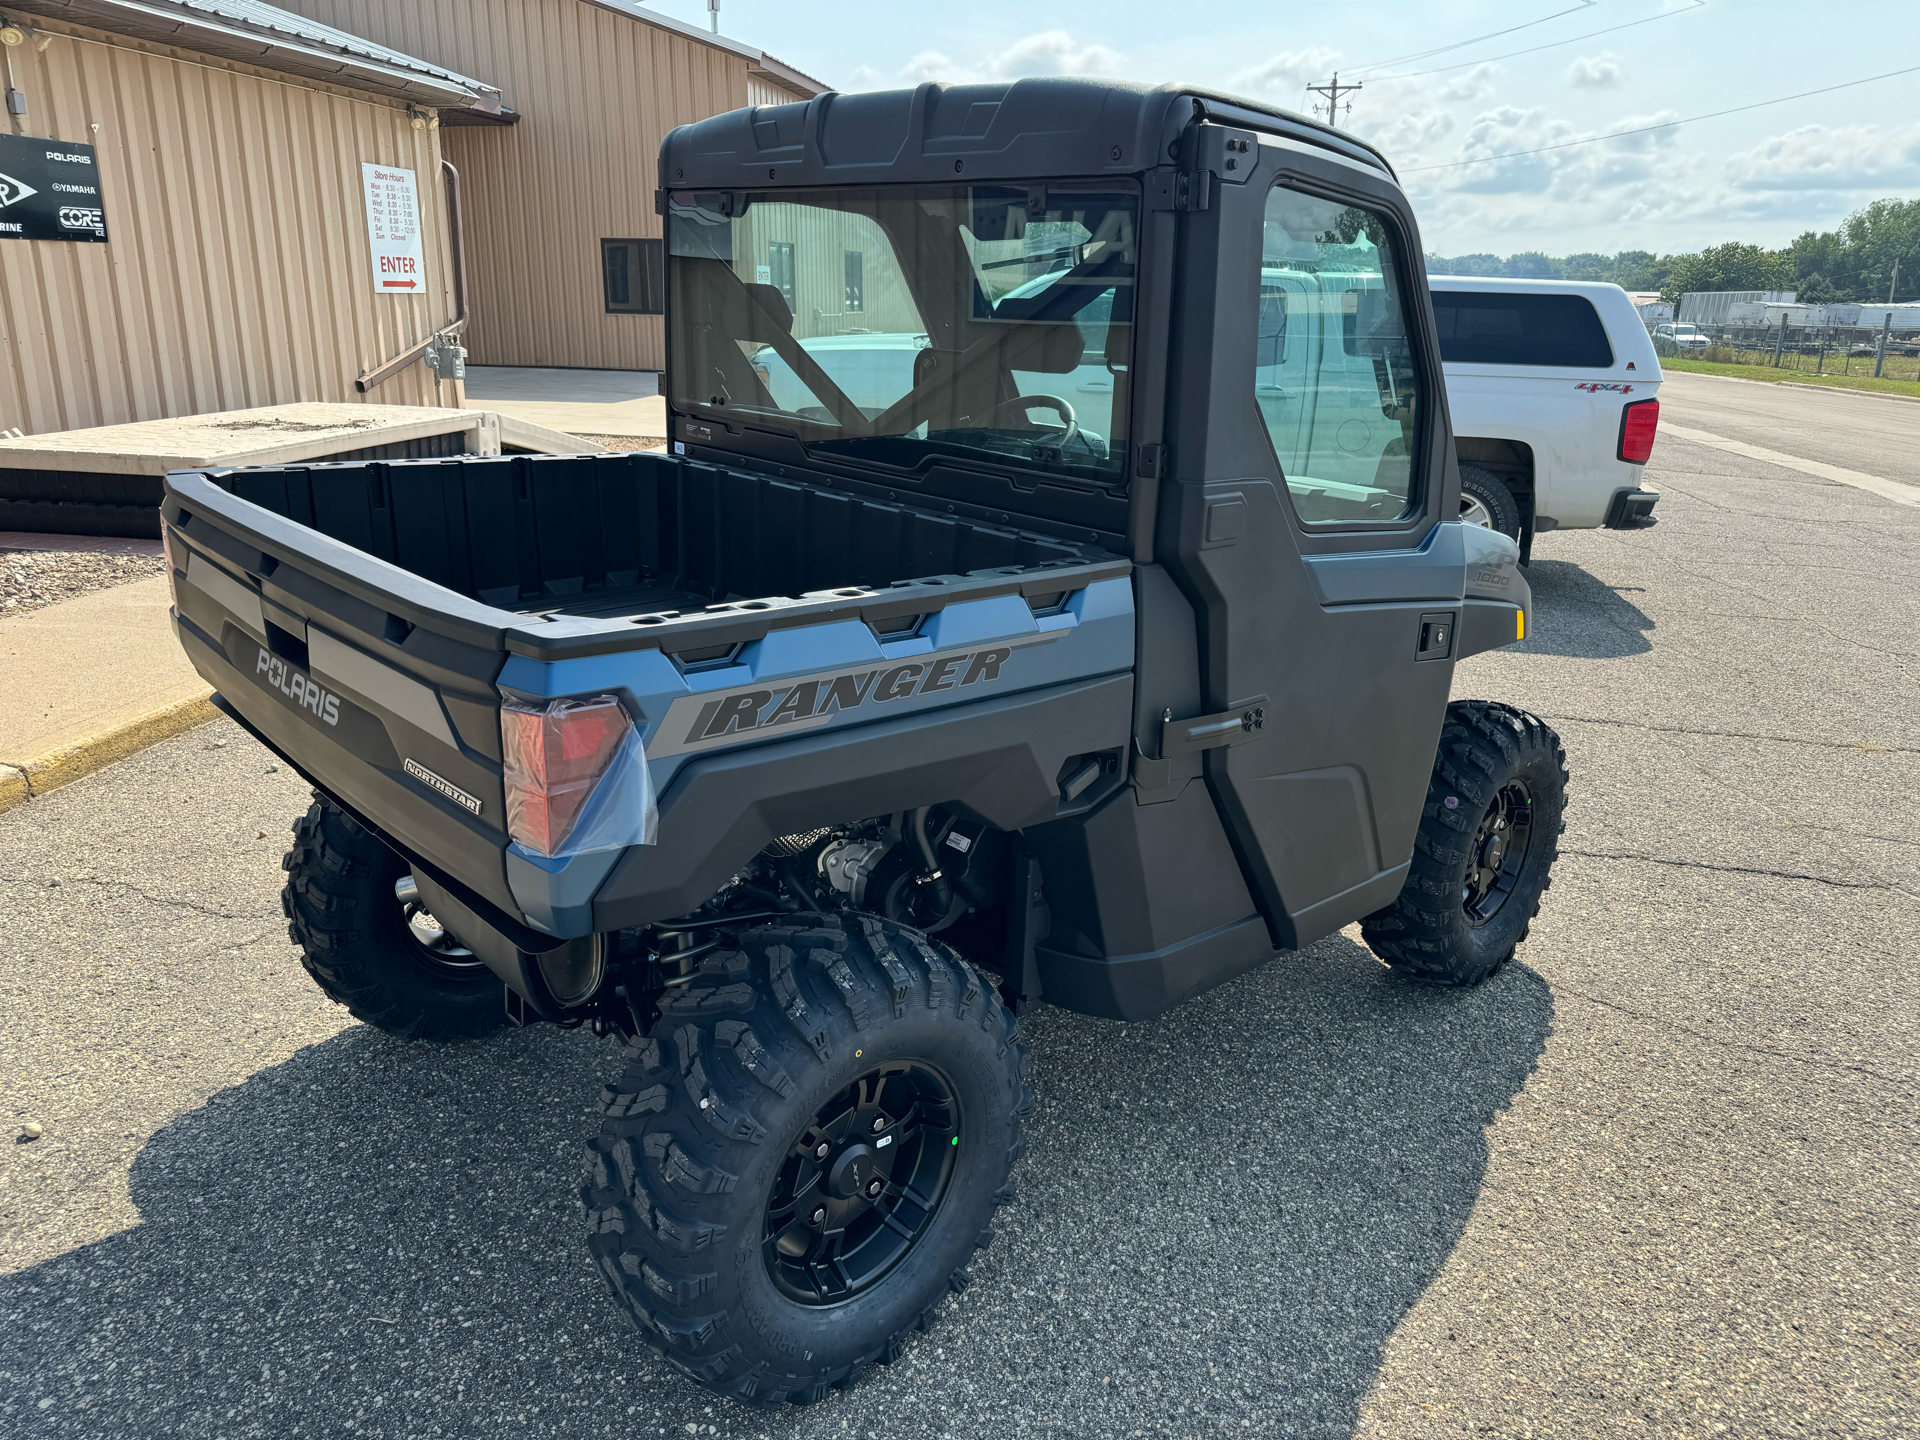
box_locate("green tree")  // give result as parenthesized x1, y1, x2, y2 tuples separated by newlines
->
(1840, 198, 1919, 301)
(1658, 242, 1793, 305)
(1794, 271, 1844, 304)
(1503, 251, 1564, 279)
(1426, 252, 1504, 276)
(1785, 199, 1918, 301)
(1612, 251, 1671, 292)
(1562, 252, 1615, 281)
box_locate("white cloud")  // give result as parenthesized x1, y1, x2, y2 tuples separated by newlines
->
(1566, 53, 1623, 89)
(1724, 124, 1921, 191)
(898, 31, 1122, 85)
(1366, 107, 1456, 158)
(1231, 48, 1343, 107)
(990, 30, 1121, 79)
(1438, 63, 1501, 105)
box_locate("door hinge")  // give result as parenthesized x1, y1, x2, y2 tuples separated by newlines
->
(1160, 696, 1268, 757)
(1146, 166, 1211, 213)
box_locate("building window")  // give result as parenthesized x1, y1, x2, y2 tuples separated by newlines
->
(602, 238, 664, 314)
(768, 241, 796, 312)
(844, 250, 864, 312)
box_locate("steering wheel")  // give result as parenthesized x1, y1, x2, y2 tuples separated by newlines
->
(981, 394, 1080, 451)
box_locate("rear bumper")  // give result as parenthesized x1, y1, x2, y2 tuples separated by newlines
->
(1604, 488, 1660, 529)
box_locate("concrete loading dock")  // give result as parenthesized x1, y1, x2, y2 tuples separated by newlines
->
(0, 401, 598, 535)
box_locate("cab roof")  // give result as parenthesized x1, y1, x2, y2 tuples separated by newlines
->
(660, 78, 1395, 193)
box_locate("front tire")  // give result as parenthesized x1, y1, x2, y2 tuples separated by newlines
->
(281, 795, 506, 1039)
(582, 913, 1030, 1404)
(1362, 701, 1567, 984)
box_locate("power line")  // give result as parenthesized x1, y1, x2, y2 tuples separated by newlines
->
(1372, 0, 1707, 82)
(1346, 0, 1596, 79)
(1403, 67, 1920, 173)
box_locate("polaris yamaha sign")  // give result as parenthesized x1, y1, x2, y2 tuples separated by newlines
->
(0, 133, 108, 242)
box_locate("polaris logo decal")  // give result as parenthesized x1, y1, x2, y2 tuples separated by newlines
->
(405, 758, 482, 815)
(646, 633, 1059, 759)
(256, 647, 341, 726)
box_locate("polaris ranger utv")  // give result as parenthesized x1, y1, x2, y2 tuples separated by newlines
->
(161, 78, 1566, 1405)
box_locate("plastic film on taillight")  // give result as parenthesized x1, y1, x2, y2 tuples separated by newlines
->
(500, 694, 657, 858)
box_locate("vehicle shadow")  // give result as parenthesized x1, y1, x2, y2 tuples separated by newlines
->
(0, 936, 1551, 1439)
(1517, 557, 1655, 658)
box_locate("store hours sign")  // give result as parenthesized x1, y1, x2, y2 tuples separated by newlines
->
(361, 162, 425, 294)
(0, 133, 108, 242)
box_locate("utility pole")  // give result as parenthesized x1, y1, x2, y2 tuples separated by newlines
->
(1890, 255, 1900, 304)
(1306, 72, 1363, 128)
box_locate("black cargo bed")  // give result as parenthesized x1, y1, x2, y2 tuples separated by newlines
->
(203, 449, 1110, 624)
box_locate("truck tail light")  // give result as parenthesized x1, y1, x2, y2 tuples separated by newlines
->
(1618, 397, 1660, 463)
(500, 695, 636, 857)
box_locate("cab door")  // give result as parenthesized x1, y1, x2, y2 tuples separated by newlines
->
(1157, 133, 1462, 950)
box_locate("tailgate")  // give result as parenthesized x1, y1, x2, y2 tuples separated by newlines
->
(162, 471, 523, 917)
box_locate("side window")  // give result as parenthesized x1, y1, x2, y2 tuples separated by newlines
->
(1257, 187, 1423, 525)
(843, 250, 864, 312)
(1430, 290, 1613, 367)
(602, 238, 664, 314)
(767, 242, 797, 312)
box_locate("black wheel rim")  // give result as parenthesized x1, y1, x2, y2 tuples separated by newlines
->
(1463, 780, 1535, 926)
(763, 1062, 959, 1306)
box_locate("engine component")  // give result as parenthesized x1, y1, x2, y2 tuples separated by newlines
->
(764, 828, 833, 859)
(816, 835, 891, 905)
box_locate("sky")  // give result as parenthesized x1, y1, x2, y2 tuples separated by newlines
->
(642, 0, 1921, 259)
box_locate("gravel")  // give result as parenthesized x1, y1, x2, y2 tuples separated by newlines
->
(573, 434, 666, 452)
(0, 548, 166, 618)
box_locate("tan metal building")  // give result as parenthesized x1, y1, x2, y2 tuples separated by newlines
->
(272, 0, 825, 372)
(0, 0, 506, 435)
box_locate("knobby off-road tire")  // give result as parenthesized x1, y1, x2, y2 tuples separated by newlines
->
(1362, 701, 1568, 985)
(582, 913, 1032, 1405)
(282, 795, 506, 1039)
(1458, 463, 1522, 541)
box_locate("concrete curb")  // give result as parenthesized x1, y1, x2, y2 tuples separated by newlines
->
(0, 691, 217, 816)
(1777, 381, 1919, 404)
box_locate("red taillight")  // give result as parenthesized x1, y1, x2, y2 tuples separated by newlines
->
(500, 695, 633, 856)
(1618, 397, 1659, 463)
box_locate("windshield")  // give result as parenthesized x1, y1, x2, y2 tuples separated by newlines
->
(667, 184, 1136, 484)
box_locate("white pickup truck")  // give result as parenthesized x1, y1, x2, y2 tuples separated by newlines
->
(1432, 276, 1663, 549)
(755, 271, 1664, 555)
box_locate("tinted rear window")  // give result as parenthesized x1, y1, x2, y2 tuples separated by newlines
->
(1430, 291, 1614, 368)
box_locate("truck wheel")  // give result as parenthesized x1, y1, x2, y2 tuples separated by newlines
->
(582, 913, 1031, 1404)
(1361, 701, 1567, 985)
(281, 795, 505, 1039)
(1458, 464, 1521, 541)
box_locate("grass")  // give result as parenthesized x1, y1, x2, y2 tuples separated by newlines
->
(1660, 355, 1919, 398)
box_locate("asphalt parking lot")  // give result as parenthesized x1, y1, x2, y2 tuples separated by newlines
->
(2, 379, 1915, 1438)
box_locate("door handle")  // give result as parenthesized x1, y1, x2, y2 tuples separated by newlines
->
(1159, 696, 1268, 757)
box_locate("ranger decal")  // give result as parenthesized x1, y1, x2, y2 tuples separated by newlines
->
(645, 633, 1058, 760)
